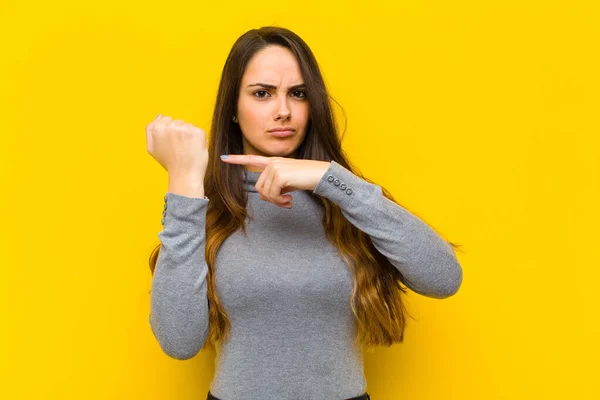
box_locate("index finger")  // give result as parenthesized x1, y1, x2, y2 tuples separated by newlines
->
(146, 113, 162, 151)
(220, 154, 270, 168)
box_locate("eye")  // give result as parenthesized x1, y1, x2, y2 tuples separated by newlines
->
(291, 90, 306, 99)
(253, 90, 270, 99)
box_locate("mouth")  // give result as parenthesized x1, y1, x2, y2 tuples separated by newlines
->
(269, 128, 295, 137)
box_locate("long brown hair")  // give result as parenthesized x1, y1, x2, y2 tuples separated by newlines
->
(149, 26, 463, 353)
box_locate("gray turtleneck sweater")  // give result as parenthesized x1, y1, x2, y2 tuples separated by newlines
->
(149, 160, 463, 400)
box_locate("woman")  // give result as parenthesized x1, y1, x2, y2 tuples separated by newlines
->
(146, 26, 463, 400)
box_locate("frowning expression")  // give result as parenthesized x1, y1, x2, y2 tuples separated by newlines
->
(236, 45, 310, 166)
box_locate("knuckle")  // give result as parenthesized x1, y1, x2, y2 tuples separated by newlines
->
(167, 119, 182, 129)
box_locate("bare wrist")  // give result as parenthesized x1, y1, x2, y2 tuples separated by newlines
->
(168, 176, 205, 198)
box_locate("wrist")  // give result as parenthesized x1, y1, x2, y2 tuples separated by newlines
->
(312, 161, 332, 191)
(168, 176, 205, 198)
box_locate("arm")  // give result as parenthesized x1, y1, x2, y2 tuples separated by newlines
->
(149, 192, 210, 360)
(312, 161, 463, 299)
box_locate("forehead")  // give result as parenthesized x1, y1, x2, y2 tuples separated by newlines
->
(241, 45, 302, 83)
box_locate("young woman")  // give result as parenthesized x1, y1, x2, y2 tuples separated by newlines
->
(146, 26, 463, 400)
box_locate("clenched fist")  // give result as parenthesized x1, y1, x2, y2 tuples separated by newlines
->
(146, 114, 209, 181)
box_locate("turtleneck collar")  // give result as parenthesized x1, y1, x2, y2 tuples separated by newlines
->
(242, 170, 263, 193)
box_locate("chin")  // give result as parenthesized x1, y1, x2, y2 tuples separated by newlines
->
(260, 144, 296, 156)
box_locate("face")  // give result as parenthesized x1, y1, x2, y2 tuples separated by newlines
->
(236, 45, 310, 171)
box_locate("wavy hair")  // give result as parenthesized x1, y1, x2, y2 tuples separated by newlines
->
(149, 26, 462, 353)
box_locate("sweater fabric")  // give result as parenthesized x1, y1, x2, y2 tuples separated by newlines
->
(149, 160, 463, 400)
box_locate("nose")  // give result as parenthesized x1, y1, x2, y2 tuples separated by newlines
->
(275, 96, 291, 121)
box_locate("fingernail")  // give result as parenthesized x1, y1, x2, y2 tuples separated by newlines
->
(220, 155, 229, 159)
(154, 113, 162, 120)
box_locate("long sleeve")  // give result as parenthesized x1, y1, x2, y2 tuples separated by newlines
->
(312, 161, 463, 299)
(149, 192, 210, 360)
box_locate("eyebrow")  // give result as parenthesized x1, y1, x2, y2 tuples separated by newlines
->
(247, 83, 306, 90)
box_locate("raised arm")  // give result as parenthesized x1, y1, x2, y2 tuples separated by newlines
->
(149, 192, 210, 360)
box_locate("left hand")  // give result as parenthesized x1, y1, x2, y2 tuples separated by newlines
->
(220, 155, 331, 208)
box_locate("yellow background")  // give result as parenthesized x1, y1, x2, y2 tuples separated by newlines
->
(1, 1, 598, 399)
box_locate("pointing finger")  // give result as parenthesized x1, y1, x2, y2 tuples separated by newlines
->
(220, 154, 270, 169)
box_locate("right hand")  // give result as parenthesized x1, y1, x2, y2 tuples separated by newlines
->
(146, 114, 209, 181)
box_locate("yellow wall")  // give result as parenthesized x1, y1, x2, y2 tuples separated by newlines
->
(1, 1, 597, 399)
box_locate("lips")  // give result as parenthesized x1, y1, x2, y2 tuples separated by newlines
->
(270, 129, 295, 137)
(269, 127, 295, 137)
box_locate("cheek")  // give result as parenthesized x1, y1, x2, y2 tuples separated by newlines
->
(239, 99, 266, 124)
(296, 103, 310, 123)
